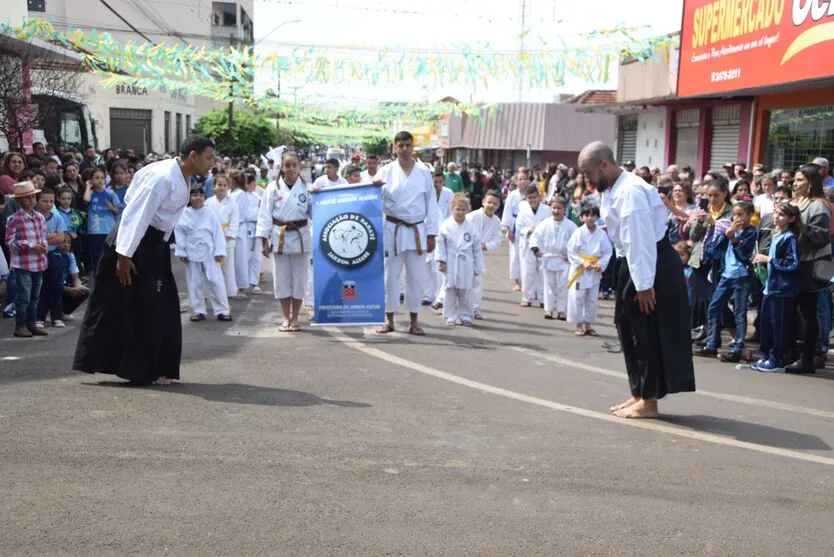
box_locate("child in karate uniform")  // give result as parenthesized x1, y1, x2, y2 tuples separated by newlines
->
(466, 189, 503, 319)
(205, 173, 240, 298)
(175, 186, 232, 322)
(500, 173, 525, 292)
(531, 196, 577, 321)
(230, 170, 262, 295)
(436, 194, 483, 327)
(429, 170, 454, 308)
(566, 205, 612, 336)
(515, 183, 550, 307)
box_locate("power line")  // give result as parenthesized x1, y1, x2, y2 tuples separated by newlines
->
(95, 0, 154, 43)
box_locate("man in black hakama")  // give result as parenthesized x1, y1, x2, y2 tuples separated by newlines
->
(578, 141, 695, 418)
(73, 137, 216, 385)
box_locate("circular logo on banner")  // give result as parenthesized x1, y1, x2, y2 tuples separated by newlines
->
(463, 232, 472, 242)
(320, 212, 378, 269)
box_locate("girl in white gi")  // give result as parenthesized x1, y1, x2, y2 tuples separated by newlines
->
(515, 184, 550, 307)
(230, 170, 262, 295)
(436, 194, 484, 327)
(500, 173, 526, 292)
(466, 189, 503, 319)
(204, 173, 240, 298)
(566, 205, 612, 336)
(256, 151, 311, 333)
(428, 170, 454, 308)
(531, 196, 577, 321)
(175, 186, 232, 322)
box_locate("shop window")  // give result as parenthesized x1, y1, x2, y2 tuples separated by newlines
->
(766, 105, 834, 171)
(164, 111, 170, 154)
(28, 0, 46, 12)
(212, 2, 236, 26)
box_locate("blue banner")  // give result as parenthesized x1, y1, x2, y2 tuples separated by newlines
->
(311, 183, 385, 326)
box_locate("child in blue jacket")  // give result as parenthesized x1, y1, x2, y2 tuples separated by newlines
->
(696, 201, 758, 363)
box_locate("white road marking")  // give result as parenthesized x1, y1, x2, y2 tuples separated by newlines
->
(324, 327, 834, 467)
(2, 356, 21, 361)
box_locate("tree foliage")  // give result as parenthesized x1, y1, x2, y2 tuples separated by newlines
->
(363, 135, 390, 157)
(193, 109, 276, 156)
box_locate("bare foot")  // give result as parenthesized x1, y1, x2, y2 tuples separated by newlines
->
(614, 399, 659, 419)
(610, 396, 640, 412)
(153, 376, 174, 386)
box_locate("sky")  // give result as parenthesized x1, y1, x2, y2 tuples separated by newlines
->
(253, 0, 685, 106)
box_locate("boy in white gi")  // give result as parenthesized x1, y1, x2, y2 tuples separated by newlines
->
(500, 173, 526, 292)
(531, 196, 577, 321)
(428, 170, 454, 308)
(466, 189, 503, 319)
(436, 194, 484, 327)
(205, 173, 240, 298)
(515, 184, 550, 307)
(256, 151, 312, 333)
(230, 170, 262, 295)
(566, 205, 612, 336)
(175, 186, 232, 322)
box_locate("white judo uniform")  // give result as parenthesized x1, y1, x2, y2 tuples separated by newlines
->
(566, 224, 613, 325)
(466, 208, 503, 314)
(231, 188, 261, 290)
(308, 176, 348, 307)
(205, 194, 239, 296)
(530, 217, 578, 315)
(428, 186, 454, 304)
(436, 217, 484, 322)
(256, 177, 312, 300)
(175, 206, 230, 316)
(515, 200, 550, 305)
(500, 188, 522, 281)
(378, 160, 439, 314)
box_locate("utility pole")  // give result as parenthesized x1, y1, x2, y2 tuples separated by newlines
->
(228, 34, 235, 152)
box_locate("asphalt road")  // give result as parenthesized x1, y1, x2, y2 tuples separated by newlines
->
(1, 245, 834, 556)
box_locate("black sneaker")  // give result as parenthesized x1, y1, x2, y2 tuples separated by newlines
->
(785, 360, 816, 374)
(719, 351, 742, 363)
(695, 347, 718, 357)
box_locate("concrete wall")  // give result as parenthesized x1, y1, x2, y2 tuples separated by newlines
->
(617, 43, 678, 103)
(636, 108, 666, 168)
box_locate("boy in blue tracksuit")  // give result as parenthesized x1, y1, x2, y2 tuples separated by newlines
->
(751, 202, 801, 372)
(696, 201, 758, 363)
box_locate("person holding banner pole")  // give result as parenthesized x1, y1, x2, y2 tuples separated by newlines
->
(374, 131, 439, 336)
(256, 151, 312, 332)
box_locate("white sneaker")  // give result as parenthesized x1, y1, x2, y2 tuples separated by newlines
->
(61, 314, 75, 321)
(52, 320, 66, 328)
(35, 321, 46, 329)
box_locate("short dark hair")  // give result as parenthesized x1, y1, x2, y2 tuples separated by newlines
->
(734, 200, 754, 215)
(775, 184, 793, 198)
(432, 170, 445, 179)
(394, 131, 413, 143)
(581, 205, 601, 218)
(525, 184, 539, 196)
(325, 158, 340, 167)
(484, 189, 501, 199)
(345, 165, 361, 175)
(365, 153, 379, 160)
(37, 187, 55, 200)
(180, 135, 215, 157)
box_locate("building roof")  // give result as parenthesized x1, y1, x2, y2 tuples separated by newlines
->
(563, 90, 617, 105)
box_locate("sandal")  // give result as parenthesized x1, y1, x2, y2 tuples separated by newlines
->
(409, 325, 426, 336)
(376, 324, 395, 334)
(585, 329, 599, 337)
(544, 312, 554, 320)
(519, 301, 531, 308)
(217, 314, 233, 322)
(289, 323, 301, 332)
(278, 324, 293, 332)
(574, 330, 586, 336)
(190, 313, 206, 322)
(252, 286, 262, 295)
(512, 284, 522, 292)
(445, 319, 457, 328)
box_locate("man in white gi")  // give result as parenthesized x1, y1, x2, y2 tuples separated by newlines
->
(73, 136, 215, 385)
(466, 189, 503, 319)
(428, 170, 455, 308)
(531, 195, 577, 321)
(579, 141, 695, 419)
(500, 174, 525, 292)
(374, 131, 439, 336)
(205, 174, 240, 298)
(175, 186, 231, 321)
(256, 151, 312, 332)
(360, 154, 380, 183)
(515, 184, 550, 307)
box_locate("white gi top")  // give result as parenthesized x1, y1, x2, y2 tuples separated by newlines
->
(205, 195, 239, 240)
(436, 186, 455, 221)
(500, 189, 522, 234)
(567, 225, 613, 289)
(360, 169, 379, 183)
(116, 158, 189, 258)
(514, 201, 550, 253)
(312, 175, 348, 192)
(436, 217, 484, 289)
(466, 208, 504, 253)
(600, 170, 668, 292)
(255, 177, 312, 254)
(377, 159, 439, 254)
(174, 206, 227, 281)
(530, 217, 578, 272)
(230, 188, 260, 239)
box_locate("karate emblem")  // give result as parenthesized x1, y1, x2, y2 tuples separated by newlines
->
(298, 193, 308, 204)
(463, 232, 472, 242)
(320, 212, 378, 269)
(341, 280, 357, 300)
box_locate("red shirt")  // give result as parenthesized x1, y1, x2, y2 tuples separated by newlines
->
(4, 209, 48, 272)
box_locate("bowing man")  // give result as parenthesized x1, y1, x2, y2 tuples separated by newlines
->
(578, 141, 695, 419)
(256, 151, 311, 333)
(375, 131, 439, 336)
(73, 135, 216, 386)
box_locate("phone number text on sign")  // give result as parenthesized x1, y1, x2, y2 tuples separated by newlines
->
(711, 68, 742, 82)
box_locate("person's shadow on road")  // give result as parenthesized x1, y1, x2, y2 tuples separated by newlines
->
(86, 381, 371, 409)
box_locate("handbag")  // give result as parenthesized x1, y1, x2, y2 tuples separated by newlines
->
(812, 258, 834, 283)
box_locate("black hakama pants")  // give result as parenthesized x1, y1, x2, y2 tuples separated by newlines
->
(73, 226, 182, 384)
(615, 238, 696, 400)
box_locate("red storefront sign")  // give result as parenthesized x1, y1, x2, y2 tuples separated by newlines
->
(678, 0, 834, 97)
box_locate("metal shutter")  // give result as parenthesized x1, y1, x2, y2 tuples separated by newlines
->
(709, 105, 741, 173)
(674, 109, 699, 170)
(109, 108, 152, 154)
(617, 115, 638, 163)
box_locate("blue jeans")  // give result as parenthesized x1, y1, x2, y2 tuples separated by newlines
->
(37, 252, 65, 322)
(817, 290, 833, 353)
(706, 275, 752, 353)
(12, 269, 43, 329)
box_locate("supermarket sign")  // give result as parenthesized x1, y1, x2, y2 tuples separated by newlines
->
(678, 0, 834, 97)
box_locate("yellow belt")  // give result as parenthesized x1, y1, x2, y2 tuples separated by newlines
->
(567, 253, 600, 289)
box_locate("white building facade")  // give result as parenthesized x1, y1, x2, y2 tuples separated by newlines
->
(27, 0, 253, 154)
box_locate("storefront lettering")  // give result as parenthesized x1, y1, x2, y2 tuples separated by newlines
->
(792, 0, 834, 25)
(115, 84, 148, 96)
(692, 0, 785, 49)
